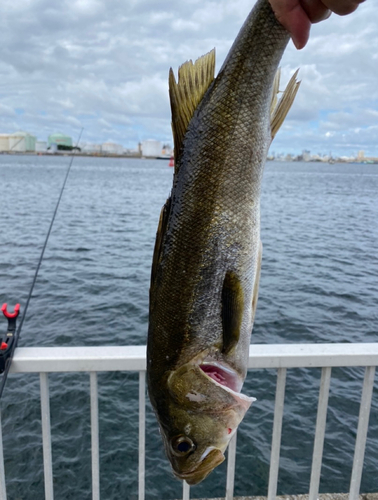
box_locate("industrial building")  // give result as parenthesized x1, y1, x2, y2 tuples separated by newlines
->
(101, 142, 124, 155)
(35, 141, 48, 152)
(0, 134, 10, 151)
(0, 131, 36, 152)
(141, 139, 162, 158)
(81, 143, 102, 154)
(48, 133, 72, 149)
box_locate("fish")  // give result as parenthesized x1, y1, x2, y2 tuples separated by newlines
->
(147, 0, 300, 486)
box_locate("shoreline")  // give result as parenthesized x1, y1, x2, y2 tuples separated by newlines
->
(1, 151, 377, 164)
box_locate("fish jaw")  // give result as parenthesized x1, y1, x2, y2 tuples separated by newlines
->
(173, 448, 225, 485)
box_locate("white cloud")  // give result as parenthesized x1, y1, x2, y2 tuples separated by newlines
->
(0, 0, 376, 155)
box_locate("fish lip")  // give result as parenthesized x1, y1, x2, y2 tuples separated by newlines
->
(172, 448, 225, 485)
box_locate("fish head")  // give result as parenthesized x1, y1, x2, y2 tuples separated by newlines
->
(157, 361, 255, 485)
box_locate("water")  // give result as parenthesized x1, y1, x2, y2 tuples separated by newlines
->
(0, 155, 377, 499)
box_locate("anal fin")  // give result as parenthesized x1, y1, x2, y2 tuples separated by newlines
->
(270, 69, 300, 141)
(251, 241, 262, 322)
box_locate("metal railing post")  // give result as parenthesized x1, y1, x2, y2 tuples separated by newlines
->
(90, 372, 100, 500)
(40, 372, 54, 500)
(139, 371, 146, 500)
(309, 366, 332, 500)
(267, 367, 287, 500)
(0, 408, 7, 500)
(349, 366, 376, 500)
(182, 480, 190, 500)
(226, 432, 237, 500)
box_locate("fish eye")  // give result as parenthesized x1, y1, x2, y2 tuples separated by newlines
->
(171, 436, 196, 457)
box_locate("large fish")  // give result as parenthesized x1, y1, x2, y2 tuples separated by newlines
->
(147, 0, 299, 485)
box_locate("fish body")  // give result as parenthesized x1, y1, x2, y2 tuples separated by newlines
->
(147, 0, 299, 485)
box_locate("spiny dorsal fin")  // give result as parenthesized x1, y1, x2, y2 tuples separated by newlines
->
(270, 69, 300, 141)
(169, 49, 216, 173)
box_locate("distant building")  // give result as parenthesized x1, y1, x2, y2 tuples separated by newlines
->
(48, 133, 72, 149)
(9, 131, 36, 152)
(357, 150, 365, 162)
(302, 150, 311, 162)
(101, 142, 124, 155)
(81, 143, 102, 154)
(0, 134, 10, 152)
(141, 139, 162, 158)
(35, 141, 47, 152)
(161, 144, 173, 156)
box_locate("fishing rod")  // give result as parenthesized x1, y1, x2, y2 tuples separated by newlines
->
(0, 129, 84, 399)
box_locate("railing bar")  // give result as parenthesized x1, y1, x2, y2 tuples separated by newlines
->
(90, 372, 100, 500)
(267, 367, 287, 500)
(10, 343, 378, 373)
(309, 366, 332, 500)
(349, 366, 376, 500)
(138, 371, 146, 500)
(182, 480, 190, 500)
(0, 408, 7, 500)
(40, 372, 54, 500)
(226, 431, 237, 500)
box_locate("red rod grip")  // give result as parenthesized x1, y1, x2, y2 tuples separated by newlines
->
(1, 303, 20, 319)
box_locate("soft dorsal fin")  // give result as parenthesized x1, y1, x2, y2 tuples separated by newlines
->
(150, 196, 171, 293)
(169, 49, 216, 173)
(270, 69, 300, 140)
(221, 271, 244, 355)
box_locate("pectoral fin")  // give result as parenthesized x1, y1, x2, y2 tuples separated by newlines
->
(221, 271, 244, 355)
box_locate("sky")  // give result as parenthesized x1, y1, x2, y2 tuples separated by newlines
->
(0, 0, 377, 157)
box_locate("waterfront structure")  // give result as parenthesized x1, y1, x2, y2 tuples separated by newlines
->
(0, 343, 375, 500)
(0, 134, 10, 152)
(8, 131, 36, 152)
(357, 150, 365, 162)
(141, 139, 162, 158)
(81, 143, 102, 154)
(48, 133, 72, 149)
(35, 141, 47, 153)
(101, 142, 124, 155)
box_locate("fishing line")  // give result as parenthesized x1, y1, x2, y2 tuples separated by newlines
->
(0, 128, 84, 399)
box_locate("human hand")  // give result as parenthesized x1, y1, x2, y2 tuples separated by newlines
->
(268, 0, 366, 49)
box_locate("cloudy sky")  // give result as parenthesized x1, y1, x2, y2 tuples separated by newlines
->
(0, 0, 377, 156)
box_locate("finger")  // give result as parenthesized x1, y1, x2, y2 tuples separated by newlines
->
(321, 0, 365, 16)
(300, 0, 331, 23)
(269, 0, 311, 49)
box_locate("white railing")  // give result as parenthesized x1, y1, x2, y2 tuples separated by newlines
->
(0, 343, 377, 500)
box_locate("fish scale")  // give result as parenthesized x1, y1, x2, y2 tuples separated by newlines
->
(147, 0, 299, 485)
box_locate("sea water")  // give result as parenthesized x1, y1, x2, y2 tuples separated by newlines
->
(0, 155, 377, 499)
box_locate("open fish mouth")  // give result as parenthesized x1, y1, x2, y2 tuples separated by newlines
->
(199, 361, 243, 392)
(197, 359, 255, 411)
